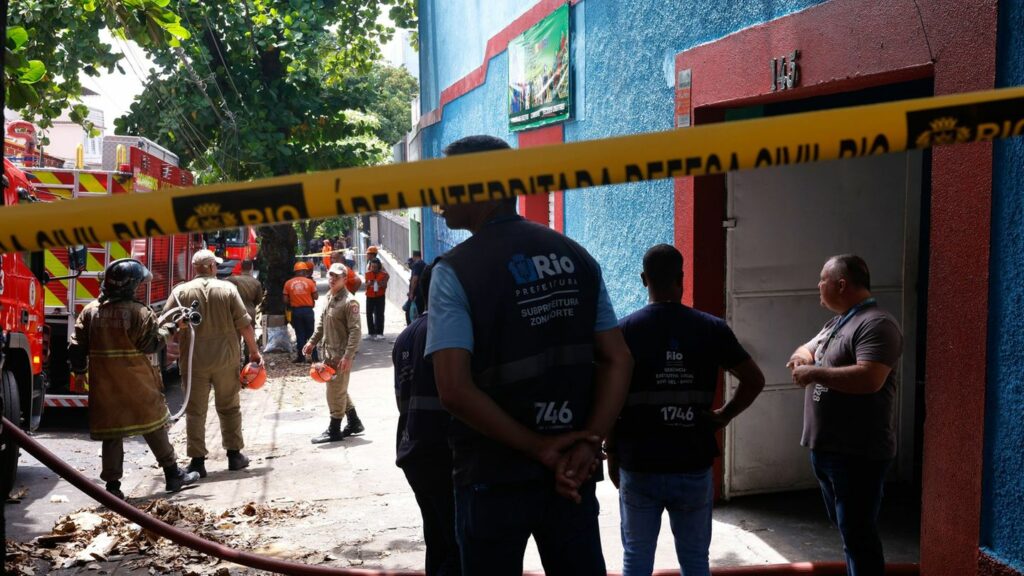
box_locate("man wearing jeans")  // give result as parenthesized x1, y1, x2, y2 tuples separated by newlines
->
(609, 244, 764, 576)
(787, 254, 902, 576)
(427, 135, 633, 576)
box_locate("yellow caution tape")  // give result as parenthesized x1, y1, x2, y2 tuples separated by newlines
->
(2, 86, 1022, 254)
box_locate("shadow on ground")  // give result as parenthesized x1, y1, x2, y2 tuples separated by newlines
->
(713, 485, 920, 563)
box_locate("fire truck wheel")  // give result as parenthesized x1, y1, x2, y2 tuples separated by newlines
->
(0, 369, 21, 498)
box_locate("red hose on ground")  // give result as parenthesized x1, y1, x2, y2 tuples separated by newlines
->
(5, 417, 919, 576)
(685, 563, 918, 575)
(4, 417, 418, 576)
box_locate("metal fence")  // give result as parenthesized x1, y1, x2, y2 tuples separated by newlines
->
(377, 211, 411, 265)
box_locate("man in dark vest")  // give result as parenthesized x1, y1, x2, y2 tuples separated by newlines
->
(427, 135, 633, 575)
(609, 244, 765, 576)
(394, 262, 461, 576)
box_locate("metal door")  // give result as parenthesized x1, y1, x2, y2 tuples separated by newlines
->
(723, 152, 921, 497)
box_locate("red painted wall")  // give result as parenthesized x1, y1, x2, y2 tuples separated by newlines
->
(673, 0, 996, 574)
(517, 124, 565, 230)
(919, 1, 997, 573)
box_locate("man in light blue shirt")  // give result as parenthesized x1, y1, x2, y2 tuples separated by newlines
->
(426, 134, 633, 576)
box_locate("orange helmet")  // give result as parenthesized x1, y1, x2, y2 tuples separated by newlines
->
(366, 245, 379, 255)
(309, 362, 336, 383)
(293, 261, 309, 272)
(240, 362, 267, 390)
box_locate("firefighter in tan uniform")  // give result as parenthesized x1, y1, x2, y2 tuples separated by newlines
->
(303, 263, 365, 443)
(68, 259, 199, 500)
(225, 259, 263, 368)
(166, 249, 263, 476)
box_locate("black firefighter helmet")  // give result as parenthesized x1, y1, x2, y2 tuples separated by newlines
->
(101, 258, 153, 302)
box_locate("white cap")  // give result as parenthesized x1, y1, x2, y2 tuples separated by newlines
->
(192, 249, 224, 266)
(328, 263, 348, 276)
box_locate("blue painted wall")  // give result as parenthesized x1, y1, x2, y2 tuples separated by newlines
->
(419, 1, 536, 112)
(981, 0, 1024, 572)
(418, 0, 829, 316)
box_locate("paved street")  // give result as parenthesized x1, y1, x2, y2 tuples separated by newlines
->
(6, 287, 919, 574)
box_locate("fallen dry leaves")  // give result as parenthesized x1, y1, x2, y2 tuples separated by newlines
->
(5, 498, 326, 575)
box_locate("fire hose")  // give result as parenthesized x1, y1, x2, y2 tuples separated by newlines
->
(2, 415, 919, 576)
(3, 415, 422, 576)
(157, 296, 201, 423)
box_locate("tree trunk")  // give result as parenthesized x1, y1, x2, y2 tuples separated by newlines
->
(298, 219, 321, 255)
(258, 223, 297, 315)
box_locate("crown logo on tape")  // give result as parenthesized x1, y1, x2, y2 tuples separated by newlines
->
(185, 203, 238, 231)
(914, 116, 972, 148)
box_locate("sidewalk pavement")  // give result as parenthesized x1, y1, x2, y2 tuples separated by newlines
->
(157, 289, 918, 571)
(7, 288, 919, 572)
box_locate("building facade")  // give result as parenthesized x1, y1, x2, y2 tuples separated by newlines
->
(414, 1, 1024, 575)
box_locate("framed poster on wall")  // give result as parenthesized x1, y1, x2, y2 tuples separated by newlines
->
(508, 3, 571, 131)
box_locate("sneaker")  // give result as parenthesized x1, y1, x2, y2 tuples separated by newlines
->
(227, 450, 250, 471)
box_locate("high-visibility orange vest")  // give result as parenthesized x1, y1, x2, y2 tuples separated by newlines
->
(365, 270, 389, 298)
(322, 243, 332, 267)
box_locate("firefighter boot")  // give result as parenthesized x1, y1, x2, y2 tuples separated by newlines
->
(164, 465, 200, 493)
(187, 457, 207, 478)
(341, 407, 365, 438)
(105, 481, 125, 500)
(311, 418, 344, 444)
(227, 450, 250, 471)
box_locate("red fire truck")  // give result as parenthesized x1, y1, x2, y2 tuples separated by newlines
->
(1, 131, 261, 494)
(1, 158, 49, 494)
(14, 138, 206, 409)
(204, 227, 260, 276)
(99, 137, 259, 276)
(5, 131, 260, 413)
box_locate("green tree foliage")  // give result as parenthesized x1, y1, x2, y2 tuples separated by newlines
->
(317, 218, 354, 243)
(5, 0, 189, 137)
(292, 61, 417, 251)
(337, 61, 419, 146)
(293, 215, 355, 258)
(114, 0, 416, 313)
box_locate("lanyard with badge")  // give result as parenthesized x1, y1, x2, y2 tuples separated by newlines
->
(815, 297, 877, 366)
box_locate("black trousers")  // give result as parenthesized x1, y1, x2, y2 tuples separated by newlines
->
(366, 296, 386, 336)
(402, 463, 461, 576)
(291, 306, 318, 360)
(455, 479, 603, 576)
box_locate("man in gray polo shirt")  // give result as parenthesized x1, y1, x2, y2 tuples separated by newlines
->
(787, 254, 902, 576)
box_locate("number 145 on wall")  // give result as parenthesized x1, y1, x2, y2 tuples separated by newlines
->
(771, 49, 801, 92)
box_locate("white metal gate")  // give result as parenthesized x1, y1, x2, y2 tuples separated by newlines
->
(722, 152, 922, 498)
